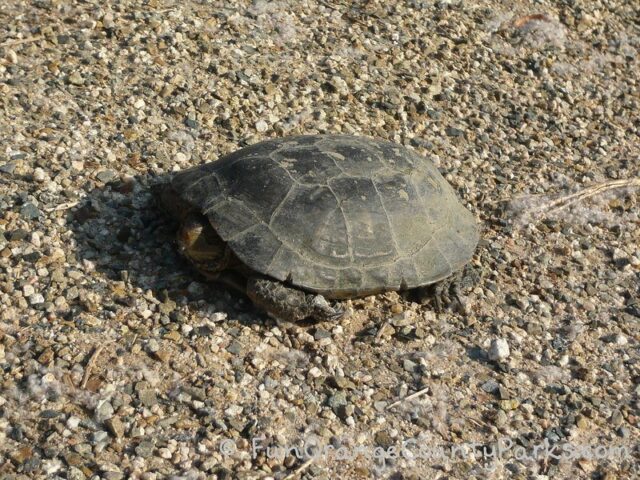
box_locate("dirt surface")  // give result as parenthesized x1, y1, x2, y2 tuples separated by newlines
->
(0, 1, 639, 479)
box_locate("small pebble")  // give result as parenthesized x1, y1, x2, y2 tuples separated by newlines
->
(488, 338, 510, 361)
(255, 120, 268, 132)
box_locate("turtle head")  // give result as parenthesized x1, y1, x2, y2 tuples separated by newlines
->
(154, 183, 232, 276)
(178, 213, 229, 275)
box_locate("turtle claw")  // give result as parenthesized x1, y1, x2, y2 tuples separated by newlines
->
(414, 265, 479, 313)
(310, 295, 345, 322)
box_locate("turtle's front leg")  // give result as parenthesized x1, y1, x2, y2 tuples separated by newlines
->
(246, 277, 344, 323)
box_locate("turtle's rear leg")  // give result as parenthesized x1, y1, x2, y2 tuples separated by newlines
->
(413, 265, 479, 313)
(246, 277, 344, 323)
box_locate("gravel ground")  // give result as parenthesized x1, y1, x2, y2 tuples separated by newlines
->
(1, 0, 639, 479)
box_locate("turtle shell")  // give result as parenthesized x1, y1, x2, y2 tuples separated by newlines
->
(170, 135, 479, 299)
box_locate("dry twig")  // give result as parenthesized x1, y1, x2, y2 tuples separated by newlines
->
(386, 386, 430, 410)
(508, 178, 640, 225)
(81, 345, 105, 388)
(0, 35, 43, 48)
(282, 458, 314, 480)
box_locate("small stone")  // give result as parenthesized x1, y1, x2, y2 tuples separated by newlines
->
(96, 170, 116, 183)
(138, 389, 157, 407)
(226, 340, 242, 355)
(498, 399, 520, 410)
(7, 228, 29, 241)
(64, 452, 83, 467)
(158, 447, 173, 459)
(94, 400, 114, 422)
(146, 339, 160, 354)
(158, 299, 176, 315)
(33, 168, 46, 182)
(327, 375, 356, 390)
(105, 416, 125, 438)
(389, 304, 403, 314)
(488, 338, 510, 361)
(612, 248, 629, 266)
(445, 126, 464, 137)
(10, 446, 33, 464)
(135, 440, 155, 458)
(10, 424, 24, 442)
(40, 409, 61, 418)
(403, 359, 417, 372)
(163, 330, 181, 342)
(74, 443, 92, 455)
(67, 416, 81, 430)
(308, 367, 323, 378)
(617, 427, 630, 438)
(0, 162, 17, 174)
(90, 431, 109, 444)
(152, 349, 171, 363)
(211, 312, 227, 322)
(68, 72, 84, 85)
(67, 466, 86, 480)
(313, 328, 332, 340)
(327, 391, 348, 415)
(102, 471, 124, 480)
(328, 75, 349, 95)
(374, 431, 394, 448)
(494, 409, 508, 427)
(612, 334, 628, 346)
(71, 160, 84, 171)
(38, 348, 54, 365)
(390, 311, 414, 327)
(557, 354, 570, 366)
(255, 120, 268, 132)
(610, 410, 624, 427)
(498, 386, 510, 400)
(575, 415, 589, 429)
(374, 401, 387, 412)
(20, 202, 41, 220)
(481, 379, 499, 393)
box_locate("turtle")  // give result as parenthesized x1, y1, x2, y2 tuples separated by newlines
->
(156, 134, 479, 322)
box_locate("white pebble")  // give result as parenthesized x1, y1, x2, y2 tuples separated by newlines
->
(488, 338, 510, 361)
(71, 160, 84, 171)
(255, 119, 268, 132)
(33, 168, 46, 182)
(29, 293, 45, 305)
(23, 285, 35, 297)
(5, 49, 18, 64)
(30, 232, 41, 247)
(67, 416, 81, 429)
(614, 334, 628, 346)
(158, 447, 172, 459)
(225, 405, 243, 416)
(211, 312, 227, 322)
